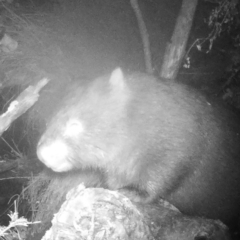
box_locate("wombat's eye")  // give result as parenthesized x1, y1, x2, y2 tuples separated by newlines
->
(64, 119, 84, 137)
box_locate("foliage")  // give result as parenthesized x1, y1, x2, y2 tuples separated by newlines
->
(0, 201, 40, 240)
(186, 0, 239, 56)
(184, 0, 240, 109)
(206, 0, 240, 108)
(206, 0, 239, 49)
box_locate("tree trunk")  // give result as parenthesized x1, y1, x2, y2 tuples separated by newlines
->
(160, 0, 198, 80)
(130, 0, 153, 74)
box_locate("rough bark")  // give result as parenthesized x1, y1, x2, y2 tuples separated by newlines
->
(41, 185, 230, 240)
(0, 78, 49, 134)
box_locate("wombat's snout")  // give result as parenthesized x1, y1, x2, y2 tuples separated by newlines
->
(37, 139, 73, 172)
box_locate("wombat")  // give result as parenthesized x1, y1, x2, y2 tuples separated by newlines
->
(37, 68, 240, 228)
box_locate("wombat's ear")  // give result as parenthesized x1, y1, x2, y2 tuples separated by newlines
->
(109, 68, 126, 91)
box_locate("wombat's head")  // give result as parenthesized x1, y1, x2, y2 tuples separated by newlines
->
(37, 68, 130, 172)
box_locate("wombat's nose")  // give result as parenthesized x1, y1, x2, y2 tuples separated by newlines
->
(37, 140, 73, 172)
